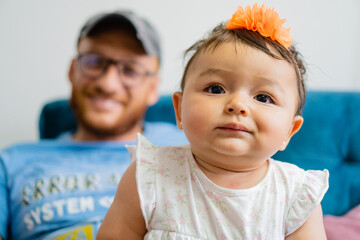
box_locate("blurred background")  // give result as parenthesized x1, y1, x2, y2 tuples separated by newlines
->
(1, 0, 359, 149)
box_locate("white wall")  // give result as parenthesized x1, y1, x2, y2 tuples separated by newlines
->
(1, 0, 359, 149)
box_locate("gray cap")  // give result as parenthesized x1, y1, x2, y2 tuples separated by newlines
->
(78, 10, 161, 59)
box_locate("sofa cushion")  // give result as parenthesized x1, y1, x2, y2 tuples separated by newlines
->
(274, 91, 360, 215)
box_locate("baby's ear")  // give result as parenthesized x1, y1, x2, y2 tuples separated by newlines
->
(279, 115, 303, 151)
(172, 92, 183, 129)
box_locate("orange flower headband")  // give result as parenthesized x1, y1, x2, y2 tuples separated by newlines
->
(226, 4, 293, 49)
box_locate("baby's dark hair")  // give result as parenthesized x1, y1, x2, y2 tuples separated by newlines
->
(181, 23, 306, 115)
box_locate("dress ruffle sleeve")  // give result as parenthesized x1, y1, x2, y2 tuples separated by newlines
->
(126, 133, 158, 229)
(286, 169, 329, 235)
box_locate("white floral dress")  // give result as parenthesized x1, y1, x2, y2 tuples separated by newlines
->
(127, 134, 329, 240)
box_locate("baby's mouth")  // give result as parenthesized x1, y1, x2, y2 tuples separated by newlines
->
(217, 122, 251, 133)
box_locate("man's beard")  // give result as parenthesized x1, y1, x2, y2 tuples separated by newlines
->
(69, 91, 145, 138)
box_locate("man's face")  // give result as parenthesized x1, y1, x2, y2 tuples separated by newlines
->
(69, 30, 159, 141)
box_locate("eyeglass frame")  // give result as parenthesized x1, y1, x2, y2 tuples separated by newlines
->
(75, 53, 157, 87)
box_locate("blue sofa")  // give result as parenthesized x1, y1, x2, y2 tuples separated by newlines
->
(39, 91, 360, 216)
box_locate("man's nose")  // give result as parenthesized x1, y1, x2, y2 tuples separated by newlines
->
(96, 65, 126, 93)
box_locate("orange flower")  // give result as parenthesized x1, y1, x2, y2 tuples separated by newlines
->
(226, 3, 293, 49)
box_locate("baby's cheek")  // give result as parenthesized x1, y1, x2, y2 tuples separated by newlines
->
(183, 109, 203, 129)
(265, 119, 292, 143)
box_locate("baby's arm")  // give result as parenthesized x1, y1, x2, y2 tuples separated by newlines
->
(96, 161, 146, 240)
(285, 204, 327, 240)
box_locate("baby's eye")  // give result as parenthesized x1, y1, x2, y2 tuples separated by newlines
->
(205, 85, 225, 94)
(254, 94, 274, 104)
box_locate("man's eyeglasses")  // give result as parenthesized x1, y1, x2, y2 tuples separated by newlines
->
(76, 53, 156, 87)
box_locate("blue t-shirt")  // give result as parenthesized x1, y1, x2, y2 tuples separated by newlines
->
(0, 122, 187, 240)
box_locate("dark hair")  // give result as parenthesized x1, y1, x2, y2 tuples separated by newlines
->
(181, 24, 306, 115)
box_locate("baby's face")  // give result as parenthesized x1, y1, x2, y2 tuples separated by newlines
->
(173, 41, 303, 171)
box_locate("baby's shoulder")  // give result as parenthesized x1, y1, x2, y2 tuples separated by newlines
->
(271, 160, 329, 235)
(127, 133, 191, 164)
(271, 159, 329, 185)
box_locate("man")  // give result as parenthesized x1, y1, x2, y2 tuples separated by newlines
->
(0, 11, 187, 240)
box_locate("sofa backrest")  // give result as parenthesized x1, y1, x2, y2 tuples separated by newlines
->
(39, 91, 360, 216)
